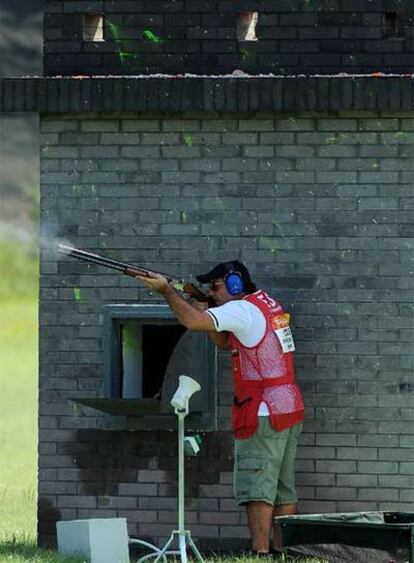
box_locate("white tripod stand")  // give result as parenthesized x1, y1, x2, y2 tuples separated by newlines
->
(135, 376, 205, 563)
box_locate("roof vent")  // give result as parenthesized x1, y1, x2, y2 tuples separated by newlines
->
(237, 12, 258, 41)
(83, 14, 104, 42)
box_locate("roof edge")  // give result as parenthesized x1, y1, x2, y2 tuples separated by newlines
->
(1, 76, 413, 113)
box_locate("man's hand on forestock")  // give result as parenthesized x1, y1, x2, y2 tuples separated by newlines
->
(134, 271, 171, 295)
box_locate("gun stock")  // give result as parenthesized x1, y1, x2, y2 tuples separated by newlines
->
(124, 266, 161, 279)
(182, 282, 210, 303)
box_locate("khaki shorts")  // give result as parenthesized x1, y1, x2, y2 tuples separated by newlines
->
(234, 417, 302, 506)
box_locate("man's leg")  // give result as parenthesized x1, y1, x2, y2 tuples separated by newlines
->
(246, 500, 274, 553)
(271, 424, 302, 550)
(272, 502, 296, 550)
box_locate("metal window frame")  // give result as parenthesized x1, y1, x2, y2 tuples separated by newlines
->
(102, 304, 218, 430)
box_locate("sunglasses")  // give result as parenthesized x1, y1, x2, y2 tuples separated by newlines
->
(208, 281, 225, 291)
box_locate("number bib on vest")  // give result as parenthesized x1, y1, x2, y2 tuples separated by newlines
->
(271, 313, 295, 353)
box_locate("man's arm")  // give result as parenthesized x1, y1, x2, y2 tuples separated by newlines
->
(162, 285, 216, 331)
(165, 287, 231, 347)
(207, 330, 232, 350)
(191, 300, 232, 350)
(135, 272, 216, 331)
(164, 289, 231, 348)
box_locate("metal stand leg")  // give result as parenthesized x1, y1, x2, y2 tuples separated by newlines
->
(187, 532, 205, 562)
(152, 533, 176, 563)
(179, 532, 187, 563)
(135, 408, 205, 563)
(142, 530, 204, 563)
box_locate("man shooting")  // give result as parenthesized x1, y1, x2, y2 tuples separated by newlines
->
(134, 261, 304, 556)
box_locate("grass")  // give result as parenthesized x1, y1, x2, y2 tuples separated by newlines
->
(0, 540, 86, 563)
(0, 240, 326, 562)
(0, 240, 38, 302)
(0, 239, 39, 560)
(0, 299, 38, 543)
(0, 544, 325, 563)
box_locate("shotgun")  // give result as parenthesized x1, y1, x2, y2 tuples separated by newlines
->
(57, 244, 211, 303)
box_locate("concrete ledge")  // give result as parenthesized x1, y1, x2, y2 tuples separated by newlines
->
(1, 75, 413, 113)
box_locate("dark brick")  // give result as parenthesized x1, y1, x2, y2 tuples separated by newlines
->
(38, 0, 414, 76)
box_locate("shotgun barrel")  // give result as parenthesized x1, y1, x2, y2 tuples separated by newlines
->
(57, 244, 210, 303)
(58, 244, 173, 279)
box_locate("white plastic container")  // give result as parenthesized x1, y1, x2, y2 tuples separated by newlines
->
(56, 518, 130, 563)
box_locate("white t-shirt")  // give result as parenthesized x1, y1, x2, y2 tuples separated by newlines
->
(207, 299, 270, 416)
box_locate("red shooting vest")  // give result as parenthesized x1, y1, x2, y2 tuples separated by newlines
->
(231, 290, 304, 439)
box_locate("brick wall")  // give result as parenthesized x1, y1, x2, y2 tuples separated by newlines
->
(43, 0, 414, 76)
(39, 112, 414, 547)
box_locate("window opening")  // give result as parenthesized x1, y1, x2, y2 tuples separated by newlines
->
(116, 321, 186, 400)
(237, 12, 259, 41)
(103, 305, 217, 429)
(382, 12, 405, 38)
(83, 14, 105, 42)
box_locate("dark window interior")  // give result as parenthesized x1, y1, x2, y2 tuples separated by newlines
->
(142, 325, 187, 398)
(382, 12, 406, 38)
(237, 12, 259, 41)
(83, 14, 104, 41)
(114, 321, 186, 399)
